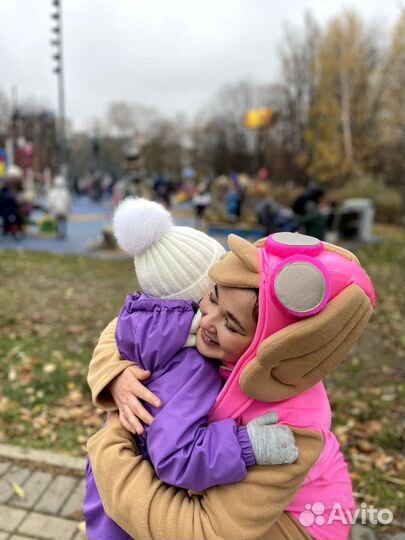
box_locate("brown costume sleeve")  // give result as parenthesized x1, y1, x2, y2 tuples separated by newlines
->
(87, 318, 135, 411)
(87, 422, 323, 540)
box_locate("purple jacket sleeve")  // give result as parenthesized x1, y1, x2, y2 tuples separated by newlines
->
(143, 349, 255, 491)
(115, 294, 195, 372)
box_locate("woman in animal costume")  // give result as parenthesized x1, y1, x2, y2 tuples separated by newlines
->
(87, 231, 375, 540)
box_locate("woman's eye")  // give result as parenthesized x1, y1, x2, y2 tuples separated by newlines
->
(209, 293, 218, 305)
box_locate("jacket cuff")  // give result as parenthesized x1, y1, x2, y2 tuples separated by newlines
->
(91, 360, 135, 411)
(237, 426, 256, 467)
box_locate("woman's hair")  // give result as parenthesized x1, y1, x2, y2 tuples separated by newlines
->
(250, 289, 259, 323)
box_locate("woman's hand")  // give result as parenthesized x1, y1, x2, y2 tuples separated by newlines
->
(108, 365, 161, 435)
(106, 410, 120, 426)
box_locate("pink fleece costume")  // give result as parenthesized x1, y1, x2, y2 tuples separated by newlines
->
(209, 232, 375, 540)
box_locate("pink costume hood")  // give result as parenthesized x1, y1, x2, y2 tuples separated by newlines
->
(209, 232, 375, 422)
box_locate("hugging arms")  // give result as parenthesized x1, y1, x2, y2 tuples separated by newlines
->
(86, 224, 374, 540)
(87, 317, 323, 540)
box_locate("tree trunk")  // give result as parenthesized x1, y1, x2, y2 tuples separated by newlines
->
(340, 67, 353, 166)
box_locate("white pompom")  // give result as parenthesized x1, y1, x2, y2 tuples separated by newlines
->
(113, 197, 174, 255)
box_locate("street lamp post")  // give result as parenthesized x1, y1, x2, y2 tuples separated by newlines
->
(50, 0, 67, 176)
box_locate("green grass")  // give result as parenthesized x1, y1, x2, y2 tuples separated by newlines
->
(0, 250, 136, 454)
(326, 225, 405, 520)
(0, 227, 404, 519)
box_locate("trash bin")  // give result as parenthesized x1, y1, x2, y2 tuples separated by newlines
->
(337, 198, 375, 242)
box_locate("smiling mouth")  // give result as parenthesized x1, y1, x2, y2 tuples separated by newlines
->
(201, 329, 219, 346)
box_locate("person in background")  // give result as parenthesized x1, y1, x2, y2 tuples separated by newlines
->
(192, 181, 212, 225)
(0, 181, 23, 238)
(256, 197, 295, 235)
(225, 184, 242, 221)
(292, 187, 328, 240)
(153, 174, 171, 208)
(47, 175, 72, 239)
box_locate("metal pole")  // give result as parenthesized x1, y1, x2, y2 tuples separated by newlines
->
(51, 0, 67, 177)
(57, 0, 66, 176)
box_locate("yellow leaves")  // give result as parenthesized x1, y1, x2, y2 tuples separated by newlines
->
(8, 367, 17, 382)
(362, 420, 382, 435)
(68, 325, 86, 336)
(77, 521, 86, 537)
(0, 397, 13, 413)
(12, 482, 26, 500)
(303, 9, 397, 185)
(356, 440, 373, 453)
(64, 288, 74, 299)
(42, 363, 56, 374)
(385, 476, 405, 487)
(52, 350, 64, 362)
(395, 459, 405, 474)
(68, 407, 84, 420)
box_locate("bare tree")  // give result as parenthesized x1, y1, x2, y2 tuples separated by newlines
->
(106, 102, 159, 139)
(0, 88, 10, 136)
(278, 13, 320, 155)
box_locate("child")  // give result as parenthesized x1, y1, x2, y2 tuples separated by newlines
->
(86, 229, 375, 540)
(84, 198, 298, 540)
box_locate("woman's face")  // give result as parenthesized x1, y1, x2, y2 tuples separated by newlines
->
(196, 285, 257, 365)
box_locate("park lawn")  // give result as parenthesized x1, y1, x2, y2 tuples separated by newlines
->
(0, 225, 404, 520)
(0, 251, 136, 454)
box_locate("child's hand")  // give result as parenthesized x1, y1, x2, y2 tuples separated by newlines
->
(246, 412, 299, 465)
(108, 365, 161, 435)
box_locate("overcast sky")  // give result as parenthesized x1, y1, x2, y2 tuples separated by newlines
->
(1, 0, 402, 131)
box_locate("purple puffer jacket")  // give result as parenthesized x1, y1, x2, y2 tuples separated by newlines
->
(84, 293, 255, 540)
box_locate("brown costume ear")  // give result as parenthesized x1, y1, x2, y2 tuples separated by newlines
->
(253, 237, 266, 248)
(228, 234, 260, 273)
(240, 284, 373, 402)
(323, 241, 360, 263)
(209, 234, 260, 288)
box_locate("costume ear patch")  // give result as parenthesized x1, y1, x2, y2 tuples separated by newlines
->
(271, 258, 330, 317)
(266, 232, 323, 258)
(240, 284, 373, 402)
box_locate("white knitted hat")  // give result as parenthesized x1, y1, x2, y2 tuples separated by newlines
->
(113, 198, 226, 302)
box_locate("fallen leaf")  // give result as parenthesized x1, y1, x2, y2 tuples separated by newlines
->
(12, 482, 26, 499)
(8, 368, 17, 382)
(43, 363, 56, 374)
(357, 440, 374, 453)
(385, 476, 405, 486)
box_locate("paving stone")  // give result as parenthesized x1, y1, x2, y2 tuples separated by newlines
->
(60, 478, 85, 520)
(18, 512, 79, 540)
(0, 444, 86, 476)
(0, 503, 28, 532)
(9, 536, 36, 540)
(35, 474, 77, 515)
(0, 532, 9, 540)
(0, 461, 11, 477)
(0, 466, 31, 503)
(10, 471, 53, 510)
(72, 530, 86, 540)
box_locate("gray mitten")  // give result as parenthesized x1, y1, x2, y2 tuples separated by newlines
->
(246, 412, 299, 465)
